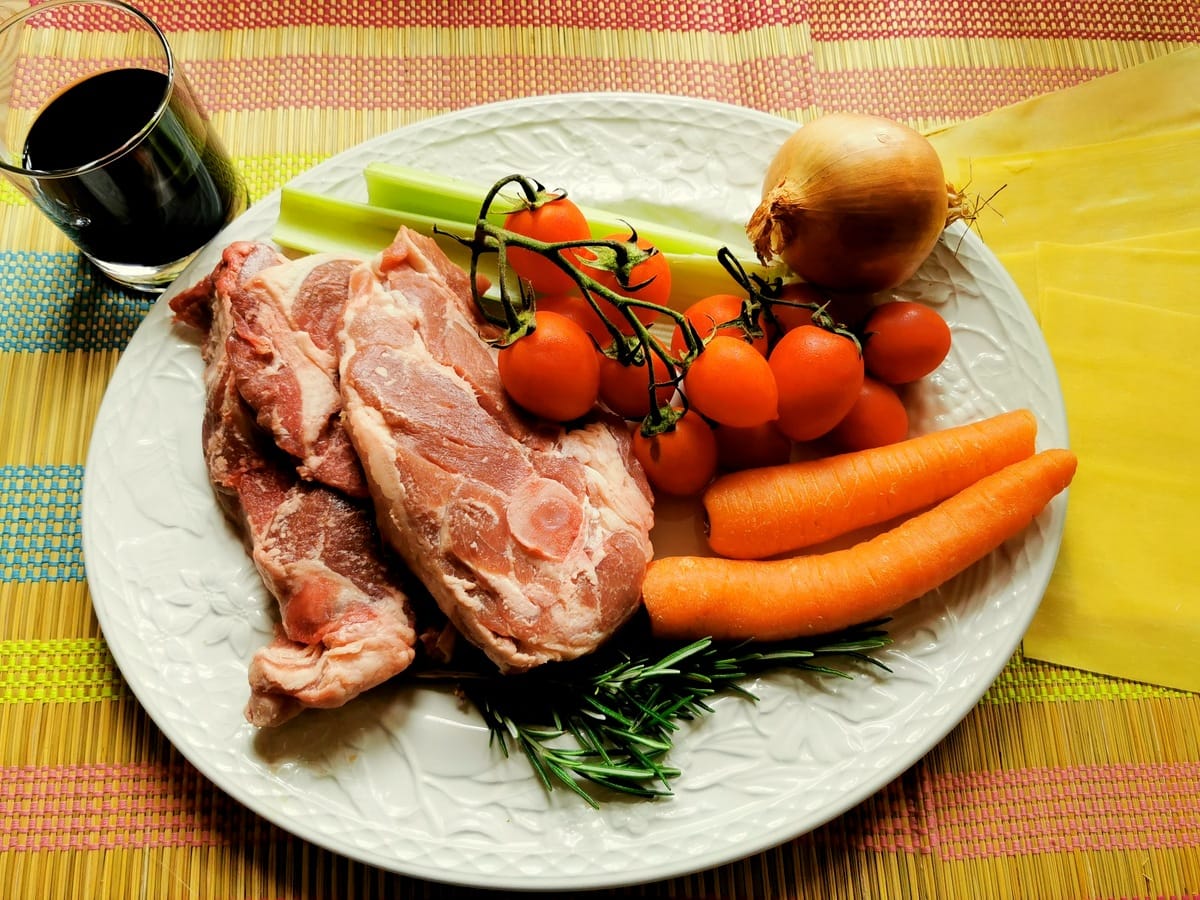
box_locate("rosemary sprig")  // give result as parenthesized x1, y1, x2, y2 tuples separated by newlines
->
(419, 617, 892, 808)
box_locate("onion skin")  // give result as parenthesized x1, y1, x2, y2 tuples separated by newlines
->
(747, 113, 956, 292)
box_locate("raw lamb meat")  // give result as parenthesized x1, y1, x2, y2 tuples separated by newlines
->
(225, 253, 367, 498)
(171, 244, 418, 727)
(338, 228, 655, 673)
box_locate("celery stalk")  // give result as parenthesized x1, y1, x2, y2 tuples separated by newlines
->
(362, 162, 510, 228)
(363, 162, 740, 258)
(274, 180, 779, 311)
(656, 253, 764, 314)
(274, 186, 477, 268)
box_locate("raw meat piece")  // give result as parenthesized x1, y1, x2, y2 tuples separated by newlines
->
(226, 253, 367, 498)
(243, 480, 419, 727)
(338, 228, 655, 673)
(172, 244, 418, 727)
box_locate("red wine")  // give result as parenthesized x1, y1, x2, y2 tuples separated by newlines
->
(22, 68, 241, 268)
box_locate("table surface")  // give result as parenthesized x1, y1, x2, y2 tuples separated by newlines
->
(2, 2, 1199, 898)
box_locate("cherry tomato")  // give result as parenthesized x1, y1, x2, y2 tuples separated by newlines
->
(631, 409, 719, 496)
(768, 325, 865, 442)
(682, 336, 779, 428)
(498, 311, 600, 422)
(599, 349, 677, 420)
(715, 421, 793, 471)
(577, 233, 670, 333)
(768, 282, 875, 340)
(861, 300, 952, 384)
(535, 293, 611, 345)
(670, 293, 768, 357)
(504, 195, 591, 295)
(828, 377, 910, 452)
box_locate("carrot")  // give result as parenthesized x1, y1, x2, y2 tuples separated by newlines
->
(645, 448, 1077, 642)
(704, 408, 1039, 560)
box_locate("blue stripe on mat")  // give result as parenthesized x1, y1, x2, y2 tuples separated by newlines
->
(0, 252, 154, 352)
(0, 465, 84, 583)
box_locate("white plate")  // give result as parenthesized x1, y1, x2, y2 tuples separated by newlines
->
(82, 93, 1069, 890)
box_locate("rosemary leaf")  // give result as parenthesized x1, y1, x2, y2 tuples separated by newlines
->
(433, 616, 892, 807)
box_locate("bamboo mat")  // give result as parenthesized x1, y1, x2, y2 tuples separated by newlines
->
(3, 2, 1199, 898)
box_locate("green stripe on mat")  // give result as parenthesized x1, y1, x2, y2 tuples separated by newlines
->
(0, 638, 124, 702)
(1, 465, 84, 582)
(0, 635, 1179, 705)
(982, 649, 1189, 703)
(0, 254, 154, 353)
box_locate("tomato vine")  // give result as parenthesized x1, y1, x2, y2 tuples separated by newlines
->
(444, 173, 854, 438)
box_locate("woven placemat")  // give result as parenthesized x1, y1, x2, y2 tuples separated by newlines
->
(2, 2, 1198, 897)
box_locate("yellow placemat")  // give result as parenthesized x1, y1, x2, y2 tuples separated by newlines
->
(926, 46, 1200, 179)
(1100, 228, 1200, 251)
(1035, 244, 1200, 315)
(1003, 236, 1200, 317)
(960, 126, 1200, 257)
(1024, 286, 1200, 692)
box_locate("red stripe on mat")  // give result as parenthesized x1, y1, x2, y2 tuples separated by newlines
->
(12, 54, 818, 115)
(12, 53, 1106, 123)
(24, 0, 805, 31)
(0, 763, 279, 850)
(6, 760, 1199, 856)
(26, 0, 1200, 42)
(854, 762, 1200, 860)
(813, 64, 1110, 122)
(807, 0, 1200, 42)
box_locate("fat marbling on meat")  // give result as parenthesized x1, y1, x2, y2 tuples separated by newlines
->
(171, 243, 418, 727)
(338, 228, 655, 673)
(225, 253, 368, 498)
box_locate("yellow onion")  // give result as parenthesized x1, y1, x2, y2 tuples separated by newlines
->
(747, 113, 962, 292)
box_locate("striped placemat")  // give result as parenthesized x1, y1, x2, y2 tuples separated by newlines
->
(2, 2, 1198, 897)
